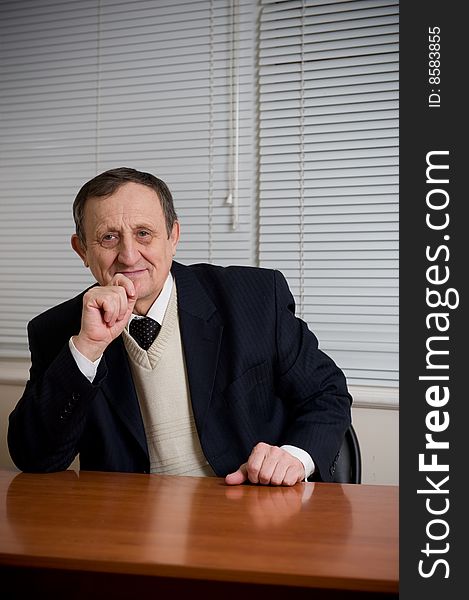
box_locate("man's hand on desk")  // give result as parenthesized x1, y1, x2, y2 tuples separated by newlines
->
(225, 442, 305, 486)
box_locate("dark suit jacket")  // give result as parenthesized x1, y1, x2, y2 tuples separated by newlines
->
(8, 261, 352, 481)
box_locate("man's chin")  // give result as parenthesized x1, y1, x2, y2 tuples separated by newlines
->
(133, 286, 162, 313)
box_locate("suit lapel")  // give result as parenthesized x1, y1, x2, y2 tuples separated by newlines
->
(172, 262, 223, 436)
(101, 336, 149, 458)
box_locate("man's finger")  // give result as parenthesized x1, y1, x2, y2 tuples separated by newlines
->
(225, 463, 248, 485)
(110, 273, 136, 298)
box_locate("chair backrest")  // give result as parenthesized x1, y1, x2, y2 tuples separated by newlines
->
(332, 424, 362, 484)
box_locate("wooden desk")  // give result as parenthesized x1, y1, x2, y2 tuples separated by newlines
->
(0, 469, 398, 598)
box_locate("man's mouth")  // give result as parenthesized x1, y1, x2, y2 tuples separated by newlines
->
(117, 269, 147, 279)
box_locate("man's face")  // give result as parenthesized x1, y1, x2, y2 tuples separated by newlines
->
(71, 182, 179, 315)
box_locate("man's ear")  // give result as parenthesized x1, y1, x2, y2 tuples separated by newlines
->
(71, 234, 88, 267)
(170, 221, 180, 256)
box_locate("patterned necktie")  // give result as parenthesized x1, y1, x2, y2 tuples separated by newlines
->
(129, 316, 161, 350)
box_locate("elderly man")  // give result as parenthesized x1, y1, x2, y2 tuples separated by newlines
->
(8, 167, 352, 485)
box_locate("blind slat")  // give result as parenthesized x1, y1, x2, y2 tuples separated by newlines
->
(259, 0, 399, 387)
(0, 0, 256, 355)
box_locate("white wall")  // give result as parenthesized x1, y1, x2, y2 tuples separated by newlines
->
(1, 381, 21, 471)
(352, 405, 399, 485)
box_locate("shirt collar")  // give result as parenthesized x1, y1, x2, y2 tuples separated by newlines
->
(128, 272, 173, 327)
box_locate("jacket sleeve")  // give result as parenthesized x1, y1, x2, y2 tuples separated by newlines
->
(7, 319, 107, 472)
(273, 269, 353, 482)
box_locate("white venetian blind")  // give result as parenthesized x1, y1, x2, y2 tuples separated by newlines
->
(0, 0, 255, 357)
(258, 0, 399, 387)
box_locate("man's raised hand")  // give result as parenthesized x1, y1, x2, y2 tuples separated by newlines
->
(72, 275, 137, 361)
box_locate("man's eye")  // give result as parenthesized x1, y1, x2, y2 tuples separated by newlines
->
(137, 230, 151, 239)
(100, 234, 118, 246)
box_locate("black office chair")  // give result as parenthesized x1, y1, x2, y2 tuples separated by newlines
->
(332, 424, 362, 484)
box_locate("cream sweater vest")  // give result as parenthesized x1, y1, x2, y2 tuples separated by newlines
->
(122, 284, 214, 477)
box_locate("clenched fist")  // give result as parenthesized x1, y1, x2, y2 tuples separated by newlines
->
(72, 274, 137, 361)
(225, 443, 306, 487)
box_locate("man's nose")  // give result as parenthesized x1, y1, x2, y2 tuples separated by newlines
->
(117, 235, 140, 264)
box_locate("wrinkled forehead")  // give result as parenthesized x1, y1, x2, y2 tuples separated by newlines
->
(83, 183, 164, 232)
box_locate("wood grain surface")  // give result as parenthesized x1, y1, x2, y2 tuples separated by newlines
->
(0, 469, 398, 597)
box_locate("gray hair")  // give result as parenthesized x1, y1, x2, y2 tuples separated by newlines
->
(73, 167, 178, 245)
